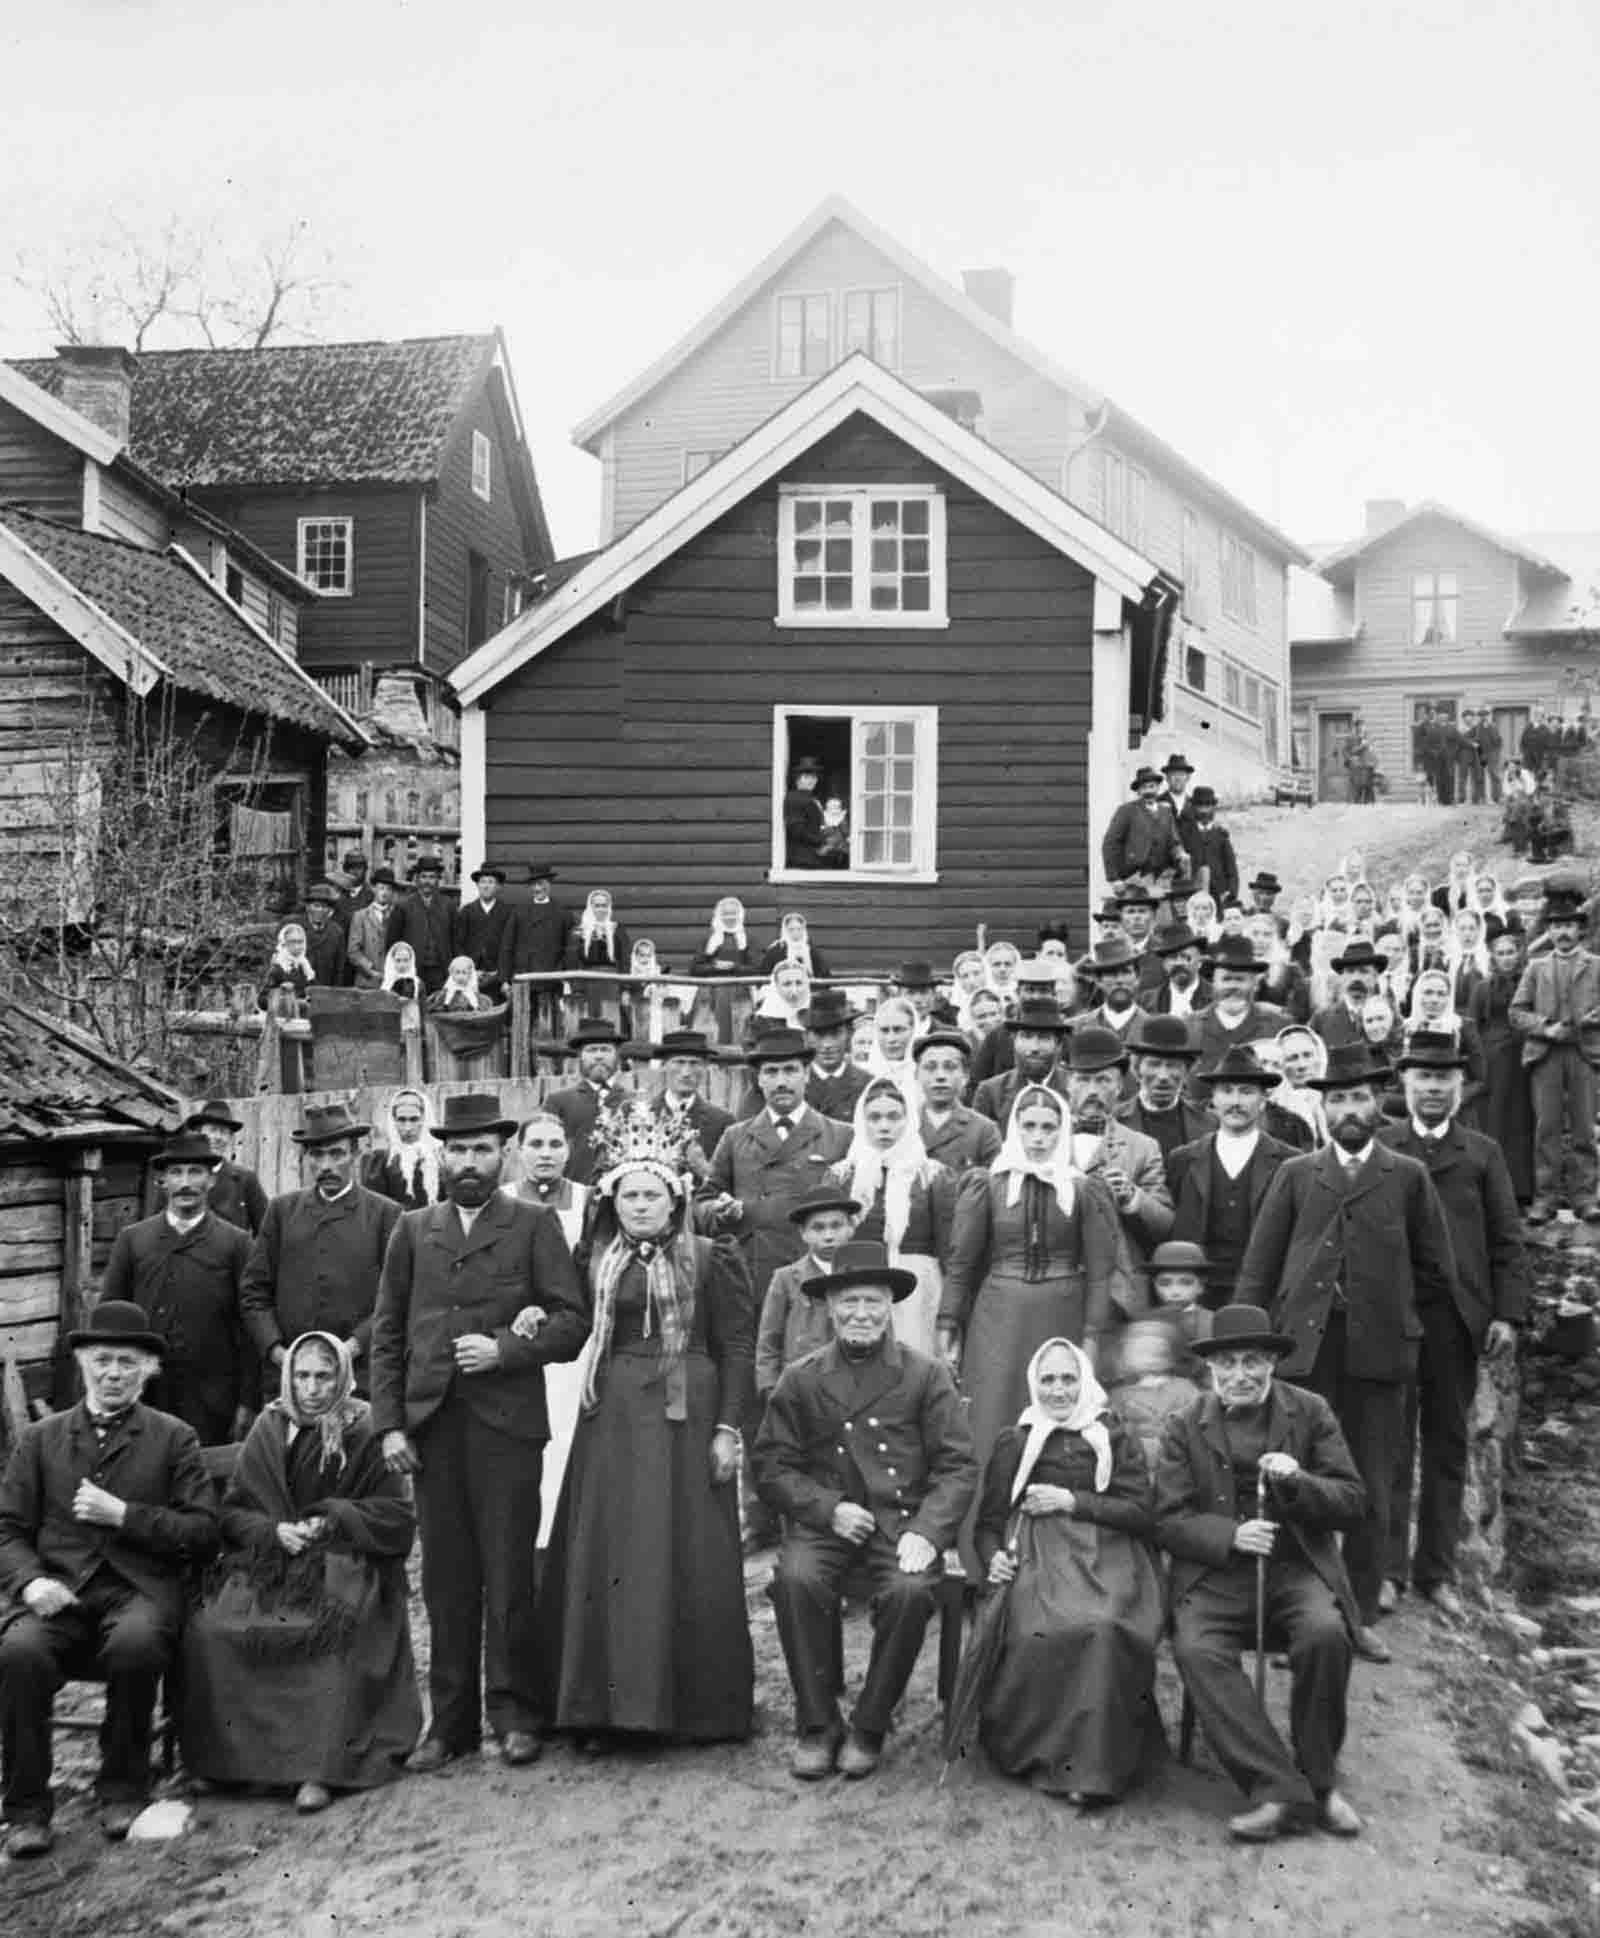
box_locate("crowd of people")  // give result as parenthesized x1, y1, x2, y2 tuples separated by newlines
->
(7, 815, 1588, 1861)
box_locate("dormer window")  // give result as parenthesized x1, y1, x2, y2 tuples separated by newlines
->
(472, 430, 492, 501)
(1412, 572, 1458, 644)
(776, 485, 948, 627)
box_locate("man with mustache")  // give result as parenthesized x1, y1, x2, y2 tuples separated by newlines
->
(1147, 924, 1211, 1020)
(1193, 936, 1289, 1066)
(1309, 940, 1385, 1053)
(972, 996, 1072, 1125)
(1116, 1014, 1210, 1162)
(1166, 1047, 1298, 1309)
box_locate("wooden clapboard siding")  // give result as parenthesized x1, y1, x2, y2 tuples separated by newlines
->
(97, 466, 171, 549)
(485, 414, 1092, 969)
(0, 400, 83, 524)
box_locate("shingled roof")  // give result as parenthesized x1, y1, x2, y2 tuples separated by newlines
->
(0, 507, 364, 744)
(0, 994, 182, 1143)
(12, 334, 497, 488)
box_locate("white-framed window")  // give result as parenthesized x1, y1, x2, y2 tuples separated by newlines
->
(297, 517, 353, 596)
(682, 448, 726, 485)
(1087, 449, 1150, 547)
(1180, 506, 1206, 622)
(1411, 571, 1458, 644)
(776, 485, 948, 628)
(841, 286, 901, 368)
(471, 430, 492, 502)
(774, 292, 833, 379)
(771, 705, 939, 883)
(1219, 532, 1258, 626)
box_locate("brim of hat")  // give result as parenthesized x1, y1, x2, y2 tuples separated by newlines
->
(1394, 1053, 1470, 1073)
(1201, 956, 1269, 973)
(642, 1042, 714, 1060)
(1191, 1331, 1295, 1359)
(559, 1035, 623, 1053)
(1129, 1036, 1203, 1058)
(787, 1197, 863, 1225)
(429, 1117, 520, 1139)
(67, 1328, 166, 1356)
(803, 1266, 918, 1301)
(1303, 1068, 1391, 1091)
(746, 1045, 816, 1063)
(1192, 1067, 1278, 1088)
(151, 1151, 223, 1169)
(1069, 1052, 1129, 1074)
(292, 1123, 370, 1145)
(184, 1112, 243, 1132)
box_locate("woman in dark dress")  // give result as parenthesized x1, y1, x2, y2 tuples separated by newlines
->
(360, 1088, 441, 1210)
(757, 910, 833, 980)
(1470, 928, 1535, 1200)
(181, 1333, 421, 1812)
(537, 1108, 756, 1745)
(976, 1338, 1163, 1806)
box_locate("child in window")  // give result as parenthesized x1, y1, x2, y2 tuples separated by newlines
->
(816, 795, 850, 868)
(754, 1192, 860, 1397)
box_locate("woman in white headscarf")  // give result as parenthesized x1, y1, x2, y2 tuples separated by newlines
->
(1269, 1025, 1327, 1151)
(754, 960, 812, 1030)
(563, 889, 632, 1025)
(974, 1336, 1162, 1806)
(259, 923, 313, 1011)
(1404, 966, 1487, 1122)
(690, 897, 754, 1046)
(361, 1089, 441, 1210)
(825, 1075, 956, 1354)
(865, 994, 921, 1105)
(758, 911, 834, 980)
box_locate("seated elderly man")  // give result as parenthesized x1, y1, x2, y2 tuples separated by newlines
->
(0, 1302, 216, 1857)
(753, 1241, 976, 1782)
(1155, 1304, 1367, 1844)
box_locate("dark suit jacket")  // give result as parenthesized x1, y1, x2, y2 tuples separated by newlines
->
(545, 1080, 629, 1185)
(1101, 799, 1183, 883)
(304, 919, 348, 988)
(1166, 1130, 1298, 1256)
(387, 892, 455, 991)
(706, 1106, 852, 1295)
(1235, 1144, 1458, 1383)
(1310, 1004, 1371, 1053)
(752, 1337, 977, 1549)
(920, 1104, 1002, 1175)
(453, 899, 518, 986)
(1181, 821, 1240, 903)
(972, 1065, 1072, 1127)
(240, 1184, 403, 1360)
(1153, 1384, 1363, 1624)
(1377, 1120, 1529, 1344)
(1192, 1001, 1289, 1065)
(511, 897, 569, 975)
(369, 1195, 589, 1444)
(207, 1160, 268, 1237)
(100, 1212, 252, 1435)
(807, 1060, 871, 1124)
(0, 1404, 216, 1623)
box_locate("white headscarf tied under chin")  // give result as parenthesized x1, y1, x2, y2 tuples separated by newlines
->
(1010, 1336, 1113, 1502)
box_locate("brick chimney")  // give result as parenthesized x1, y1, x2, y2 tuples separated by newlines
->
(962, 267, 1015, 329)
(1364, 498, 1407, 537)
(55, 344, 136, 445)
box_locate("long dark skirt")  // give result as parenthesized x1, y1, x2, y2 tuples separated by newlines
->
(979, 1512, 1164, 1799)
(538, 1344, 753, 1740)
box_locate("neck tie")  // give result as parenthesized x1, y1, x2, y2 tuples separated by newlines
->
(773, 1114, 793, 1141)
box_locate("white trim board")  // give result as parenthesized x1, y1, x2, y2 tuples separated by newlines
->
(0, 518, 161, 695)
(453, 354, 1160, 708)
(0, 361, 121, 466)
(458, 703, 487, 895)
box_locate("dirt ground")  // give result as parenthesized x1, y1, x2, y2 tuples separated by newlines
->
(6, 1571, 1537, 1938)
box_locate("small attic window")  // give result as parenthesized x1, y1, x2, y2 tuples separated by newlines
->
(472, 430, 492, 502)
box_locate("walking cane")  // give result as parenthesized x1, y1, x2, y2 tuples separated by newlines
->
(1253, 1466, 1270, 1703)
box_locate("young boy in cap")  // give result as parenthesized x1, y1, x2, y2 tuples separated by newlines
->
(754, 1192, 860, 1397)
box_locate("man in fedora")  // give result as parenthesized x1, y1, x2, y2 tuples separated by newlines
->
(803, 989, 870, 1123)
(1101, 766, 1184, 888)
(1082, 934, 1153, 1052)
(1062, 1027, 1173, 1274)
(1247, 872, 1283, 921)
(101, 1134, 253, 1446)
(754, 1241, 976, 1781)
(706, 1029, 852, 1300)
(545, 1016, 629, 1185)
(1158, 750, 1196, 821)
(347, 866, 400, 988)
(1179, 786, 1239, 906)
(914, 1029, 1000, 1175)
(0, 1301, 217, 1855)
(370, 1092, 589, 1772)
(240, 1102, 402, 1385)
(1167, 1047, 1299, 1308)
(1378, 1033, 1527, 1617)
(302, 882, 349, 988)
(1194, 935, 1289, 1066)
(1310, 939, 1386, 1053)
(1234, 1042, 1457, 1659)
(970, 959, 1077, 1088)
(1146, 924, 1211, 1020)
(1509, 882, 1600, 1221)
(1155, 1304, 1366, 1843)
(644, 1030, 735, 1170)
(454, 862, 518, 1001)
(973, 995, 1072, 1126)
(180, 1097, 268, 1235)
(1117, 1013, 1211, 1162)
(386, 854, 454, 994)
(784, 754, 829, 869)
(892, 959, 953, 1028)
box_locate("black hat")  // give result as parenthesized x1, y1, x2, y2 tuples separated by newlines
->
(893, 959, 937, 989)
(342, 851, 369, 870)
(1248, 871, 1282, 894)
(305, 882, 340, 907)
(1544, 885, 1587, 920)
(1089, 936, 1138, 973)
(802, 1239, 917, 1303)
(745, 1027, 814, 1066)
(1162, 752, 1195, 775)
(1329, 938, 1384, 974)
(1064, 1026, 1129, 1073)
(562, 1017, 625, 1054)
(1092, 899, 1124, 927)
(411, 855, 445, 878)
(1194, 1045, 1278, 1090)
(1037, 919, 1072, 946)
(1163, 876, 1199, 904)
(648, 1029, 715, 1061)
(1151, 923, 1204, 958)
(1012, 995, 1070, 1035)
(1131, 766, 1163, 789)
(1191, 1304, 1295, 1360)
(791, 755, 825, 778)
(913, 1028, 973, 1063)
(431, 1091, 520, 1139)
(1305, 1043, 1392, 1092)
(1112, 883, 1157, 909)
(1394, 1030, 1470, 1073)
(182, 1097, 243, 1134)
(292, 1101, 369, 1147)
(1190, 785, 1218, 808)
(370, 865, 398, 888)
(527, 861, 560, 882)
(804, 989, 858, 1031)
(1206, 935, 1268, 975)
(1147, 1241, 1214, 1278)
(1126, 1014, 1202, 1060)
(67, 1299, 166, 1357)
(788, 1189, 862, 1228)
(470, 862, 511, 884)
(150, 1133, 223, 1173)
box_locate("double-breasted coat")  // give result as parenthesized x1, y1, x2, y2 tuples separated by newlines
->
(1376, 1121, 1528, 1346)
(1100, 799, 1183, 884)
(239, 1183, 403, 1363)
(706, 1106, 852, 1296)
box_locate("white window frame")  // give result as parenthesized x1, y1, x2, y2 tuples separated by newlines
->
(773, 290, 834, 380)
(1219, 532, 1259, 627)
(776, 485, 948, 629)
(471, 430, 492, 502)
(769, 703, 939, 885)
(1180, 505, 1207, 622)
(296, 516, 354, 597)
(681, 447, 725, 486)
(1411, 571, 1459, 645)
(840, 284, 902, 369)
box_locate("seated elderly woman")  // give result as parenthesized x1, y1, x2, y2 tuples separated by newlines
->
(975, 1338, 1163, 1807)
(180, 1332, 421, 1814)
(428, 956, 495, 1013)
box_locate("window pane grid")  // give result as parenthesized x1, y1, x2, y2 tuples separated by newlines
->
(781, 492, 942, 622)
(299, 519, 351, 594)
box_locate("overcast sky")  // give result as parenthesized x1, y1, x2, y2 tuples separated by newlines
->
(4, 0, 1597, 559)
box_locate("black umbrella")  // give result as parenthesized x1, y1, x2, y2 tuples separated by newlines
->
(939, 1518, 1022, 1783)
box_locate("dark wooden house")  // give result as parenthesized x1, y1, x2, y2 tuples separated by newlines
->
(452, 357, 1171, 968)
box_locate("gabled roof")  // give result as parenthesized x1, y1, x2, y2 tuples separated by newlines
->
(569, 193, 1307, 566)
(0, 508, 367, 745)
(13, 334, 499, 488)
(0, 993, 182, 1144)
(455, 353, 1166, 709)
(1316, 500, 1568, 584)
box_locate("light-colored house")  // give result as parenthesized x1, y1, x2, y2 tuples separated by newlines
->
(1289, 498, 1600, 799)
(570, 195, 1307, 799)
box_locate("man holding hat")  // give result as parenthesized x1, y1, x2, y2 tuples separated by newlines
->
(915, 1029, 1001, 1175)
(754, 1240, 977, 1780)
(180, 1097, 268, 1235)
(0, 1301, 217, 1855)
(1116, 1014, 1210, 1162)
(1155, 1304, 1366, 1843)
(1509, 883, 1600, 1221)
(1234, 1042, 1457, 1657)
(370, 1092, 589, 1772)
(240, 1102, 402, 1384)
(1167, 1047, 1299, 1307)
(706, 1030, 851, 1299)
(1194, 935, 1289, 1067)
(386, 854, 454, 994)
(972, 995, 1072, 1126)
(545, 1017, 630, 1185)
(101, 1134, 253, 1446)
(1378, 1033, 1527, 1615)
(454, 863, 518, 1001)
(302, 883, 349, 988)
(1101, 767, 1184, 888)
(1310, 939, 1386, 1053)
(1179, 787, 1239, 906)
(347, 866, 400, 988)
(646, 1029, 735, 1169)
(803, 989, 871, 1123)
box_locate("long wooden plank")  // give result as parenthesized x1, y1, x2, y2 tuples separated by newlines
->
(0, 1276, 61, 1325)
(0, 1166, 63, 1208)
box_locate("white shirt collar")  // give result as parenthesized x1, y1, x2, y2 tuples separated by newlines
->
(1337, 1141, 1375, 1169)
(315, 1180, 354, 1204)
(456, 1203, 484, 1233)
(1101, 1004, 1137, 1031)
(1214, 1127, 1260, 1177)
(770, 1101, 809, 1127)
(1410, 1118, 1450, 1143)
(165, 1208, 206, 1235)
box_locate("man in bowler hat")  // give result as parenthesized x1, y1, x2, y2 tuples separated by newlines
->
(454, 862, 518, 1000)
(386, 854, 454, 994)
(180, 1097, 269, 1235)
(1101, 766, 1184, 887)
(545, 1016, 629, 1184)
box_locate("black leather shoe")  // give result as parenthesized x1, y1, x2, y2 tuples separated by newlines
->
(99, 1800, 142, 1841)
(5, 1820, 54, 1858)
(406, 1738, 456, 1775)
